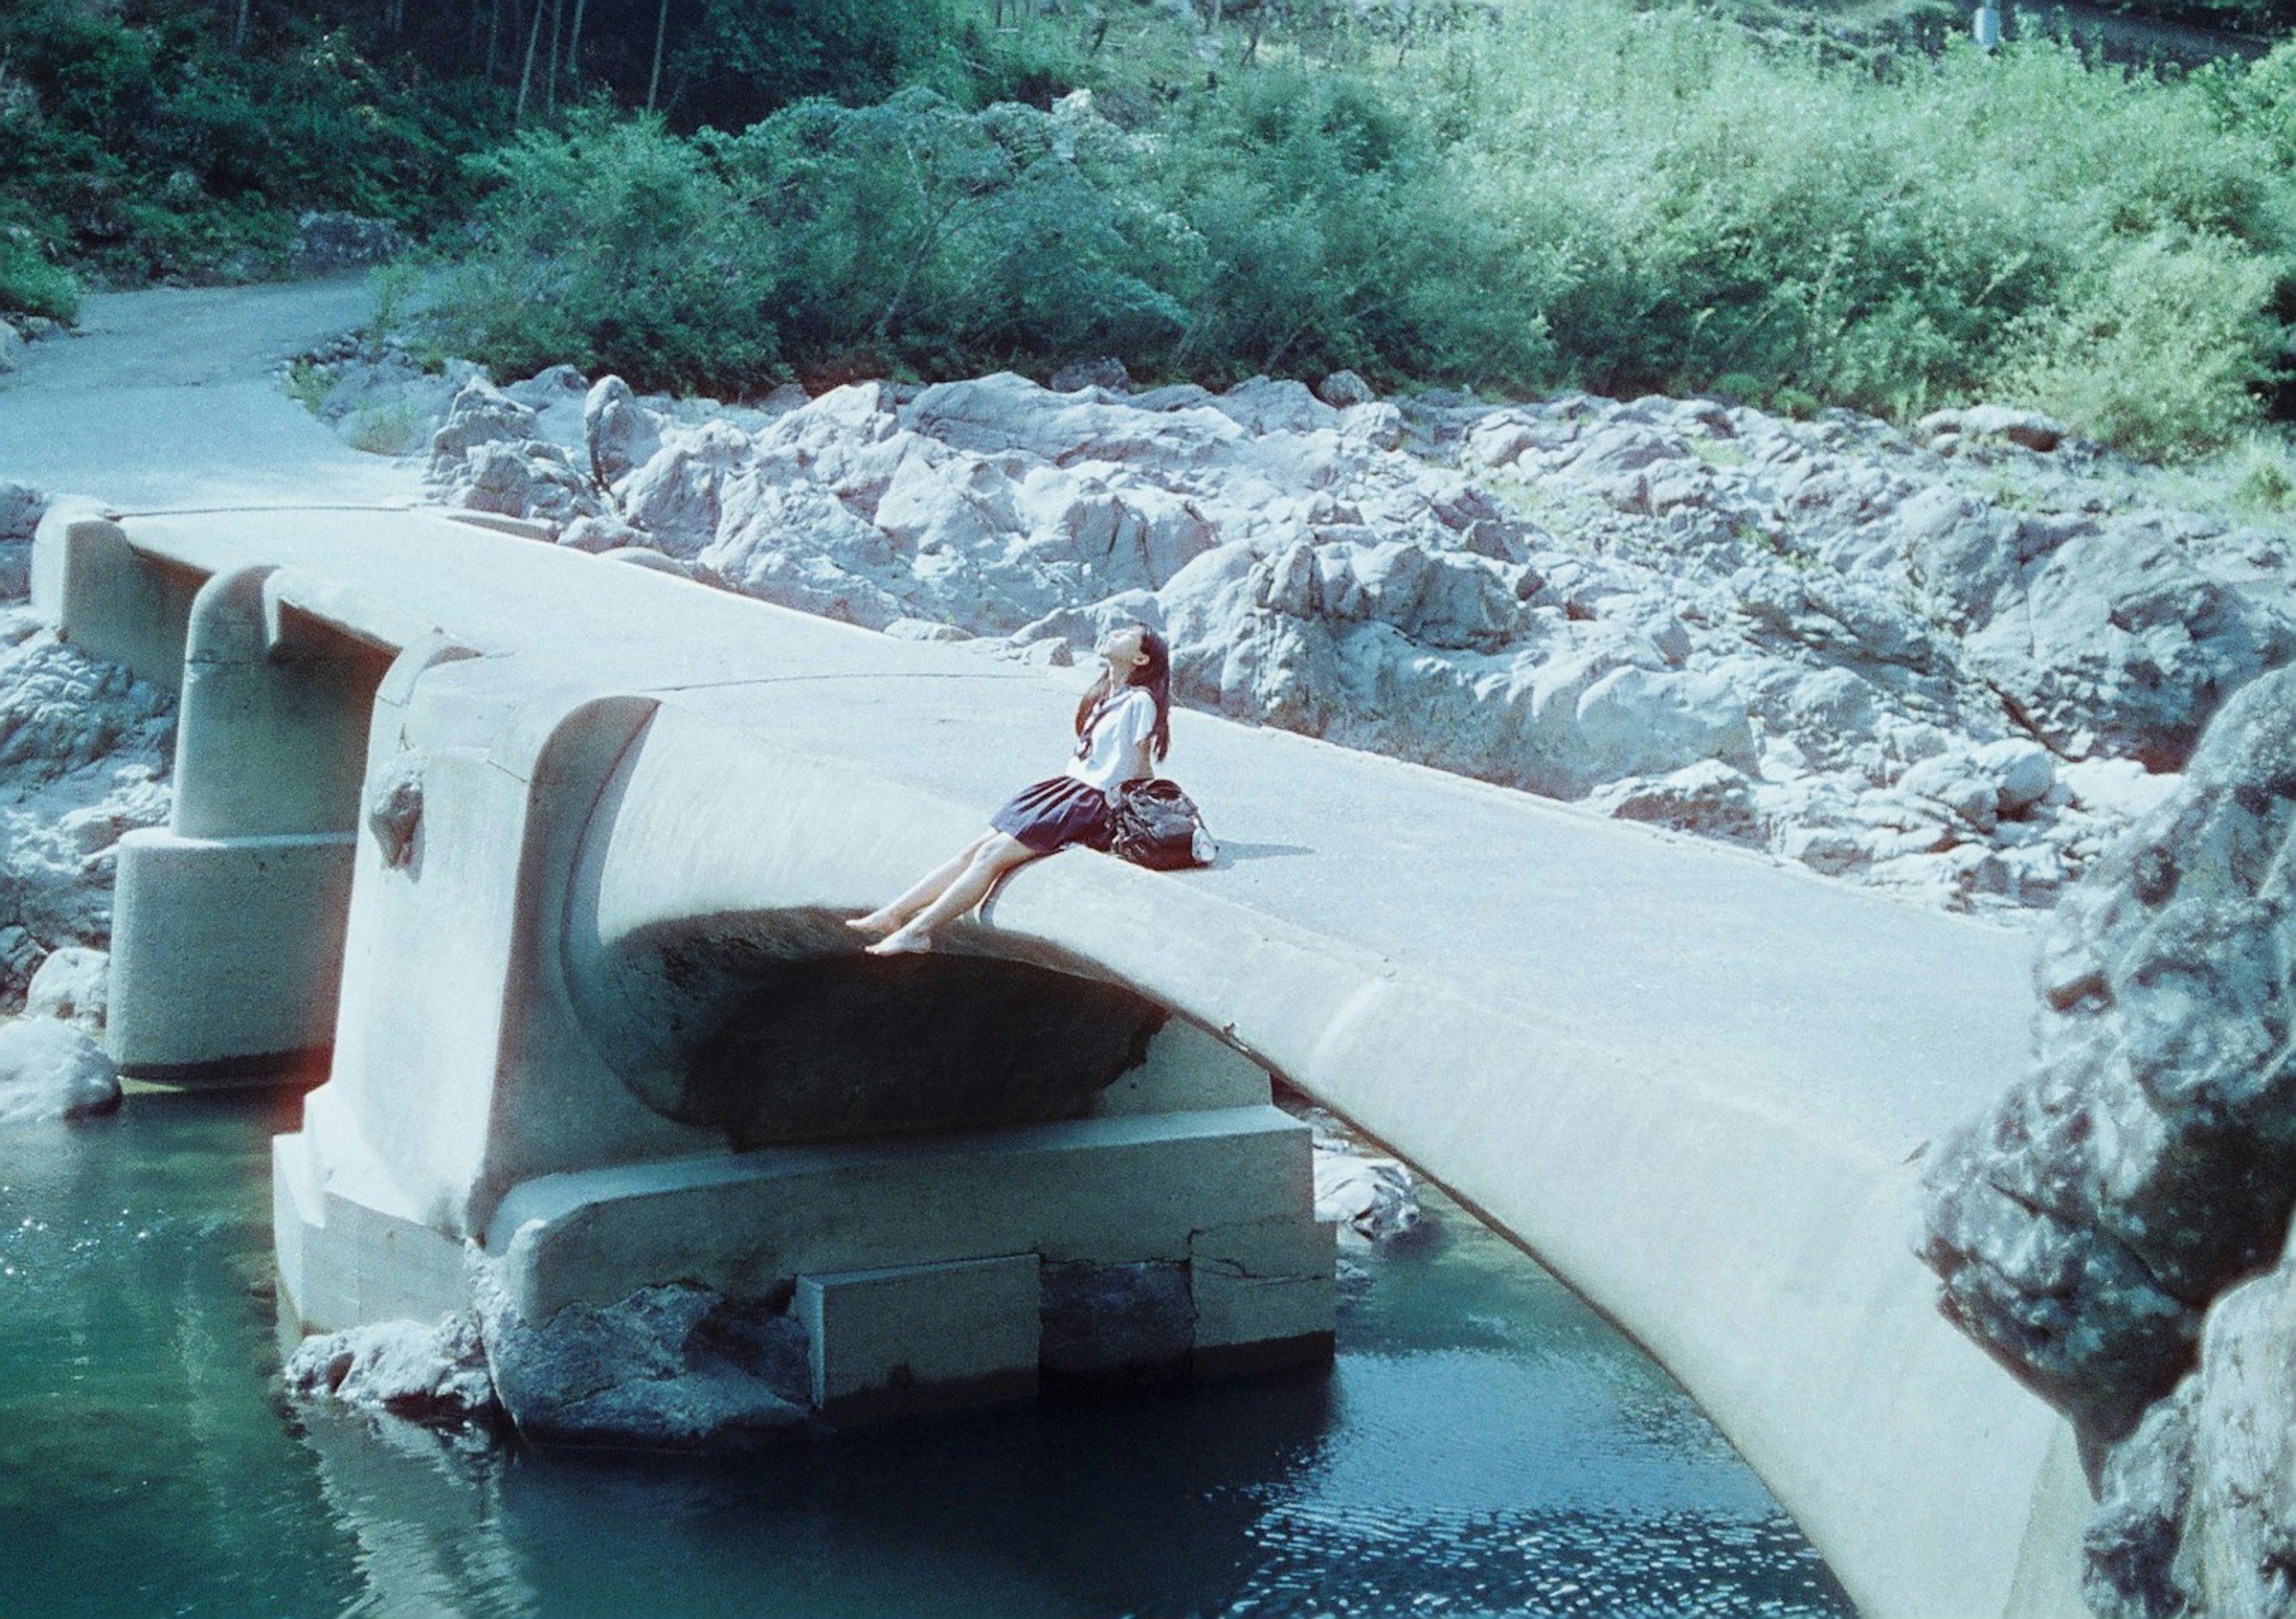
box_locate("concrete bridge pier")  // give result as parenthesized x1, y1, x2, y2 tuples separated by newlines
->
(271, 646, 1335, 1419)
(35, 512, 383, 1080)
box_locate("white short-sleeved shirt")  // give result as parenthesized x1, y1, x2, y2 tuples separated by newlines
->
(1064, 686, 1157, 796)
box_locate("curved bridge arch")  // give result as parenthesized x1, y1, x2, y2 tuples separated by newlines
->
(37, 502, 2090, 1619)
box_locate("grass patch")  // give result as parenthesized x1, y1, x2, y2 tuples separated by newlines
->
(282, 360, 331, 416)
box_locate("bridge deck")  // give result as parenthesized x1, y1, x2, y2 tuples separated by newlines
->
(71, 504, 2086, 1619)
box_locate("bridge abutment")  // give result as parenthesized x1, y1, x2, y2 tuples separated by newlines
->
(267, 650, 1333, 1429)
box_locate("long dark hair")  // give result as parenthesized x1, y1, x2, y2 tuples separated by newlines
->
(1074, 625, 1171, 763)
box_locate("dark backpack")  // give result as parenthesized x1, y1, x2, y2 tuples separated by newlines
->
(1109, 778, 1216, 870)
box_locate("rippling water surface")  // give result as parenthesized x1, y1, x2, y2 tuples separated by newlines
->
(1, 1093, 1851, 1619)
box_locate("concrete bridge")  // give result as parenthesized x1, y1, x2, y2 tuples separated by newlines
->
(33, 500, 2089, 1619)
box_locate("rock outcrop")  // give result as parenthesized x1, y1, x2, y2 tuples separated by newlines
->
(397, 361, 2296, 918)
(1921, 665, 2296, 1449)
(1917, 666, 2296, 1615)
(2085, 1247, 2296, 1619)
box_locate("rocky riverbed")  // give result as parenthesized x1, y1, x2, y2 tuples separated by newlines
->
(359, 343, 2292, 923)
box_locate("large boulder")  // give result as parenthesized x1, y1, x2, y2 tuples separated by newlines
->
(24, 946, 106, 1033)
(1921, 665, 2296, 1447)
(1909, 505, 2296, 771)
(2086, 1246, 2296, 1619)
(0, 1016, 120, 1122)
(428, 377, 604, 527)
(473, 1268, 809, 1448)
(583, 374, 664, 489)
(288, 212, 408, 275)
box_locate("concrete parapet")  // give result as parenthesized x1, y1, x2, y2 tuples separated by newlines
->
(106, 829, 355, 1079)
(31, 506, 200, 689)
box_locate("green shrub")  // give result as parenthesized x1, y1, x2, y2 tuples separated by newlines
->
(0, 2, 497, 300)
(386, 0, 2296, 459)
(0, 234, 80, 323)
(712, 89, 1186, 375)
(2001, 227, 2279, 459)
(437, 114, 779, 394)
(2225, 432, 2296, 514)
(1147, 69, 1555, 387)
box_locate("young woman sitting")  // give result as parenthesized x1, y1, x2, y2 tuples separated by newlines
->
(847, 623, 1172, 957)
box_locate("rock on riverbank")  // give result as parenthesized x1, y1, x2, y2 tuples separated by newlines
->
(0, 482, 175, 1005)
(0, 1014, 120, 1122)
(393, 362, 2295, 917)
(1919, 665, 2296, 1613)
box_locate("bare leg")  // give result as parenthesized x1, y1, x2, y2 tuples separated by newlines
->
(866, 835, 1038, 955)
(847, 832, 996, 937)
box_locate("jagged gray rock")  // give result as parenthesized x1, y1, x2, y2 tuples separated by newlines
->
(2086, 1245, 2296, 1619)
(472, 1266, 809, 1447)
(1047, 356, 1131, 394)
(1316, 369, 1375, 409)
(289, 212, 408, 274)
(426, 378, 604, 528)
(1921, 664, 2296, 1447)
(1, 481, 45, 547)
(583, 374, 661, 488)
(0, 610, 174, 1002)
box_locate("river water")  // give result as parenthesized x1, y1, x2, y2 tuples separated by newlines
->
(1, 1090, 1851, 1619)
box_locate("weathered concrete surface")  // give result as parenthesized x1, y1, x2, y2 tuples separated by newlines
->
(35, 503, 2084, 1618)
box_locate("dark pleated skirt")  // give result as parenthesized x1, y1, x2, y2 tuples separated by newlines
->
(991, 775, 1112, 854)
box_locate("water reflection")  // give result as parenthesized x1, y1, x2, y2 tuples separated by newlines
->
(0, 1092, 1848, 1619)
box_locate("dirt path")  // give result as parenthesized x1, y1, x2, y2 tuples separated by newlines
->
(0, 277, 424, 512)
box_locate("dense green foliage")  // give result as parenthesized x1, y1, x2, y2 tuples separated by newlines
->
(431, 5, 2296, 459)
(0, 1, 500, 298)
(10, 0, 2296, 462)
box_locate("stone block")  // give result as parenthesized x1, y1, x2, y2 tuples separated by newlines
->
(107, 829, 355, 1078)
(490, 1106, 1318, 1320)
(797, 1254, 1041, 1421)
(1190, 1216, 1336, 1372)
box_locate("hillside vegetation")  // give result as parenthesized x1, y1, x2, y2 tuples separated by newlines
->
(5, 0, 2296, 462)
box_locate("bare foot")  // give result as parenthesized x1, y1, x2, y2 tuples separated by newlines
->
(845, 911, 901, 938)
(864, 925, 933, 957)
